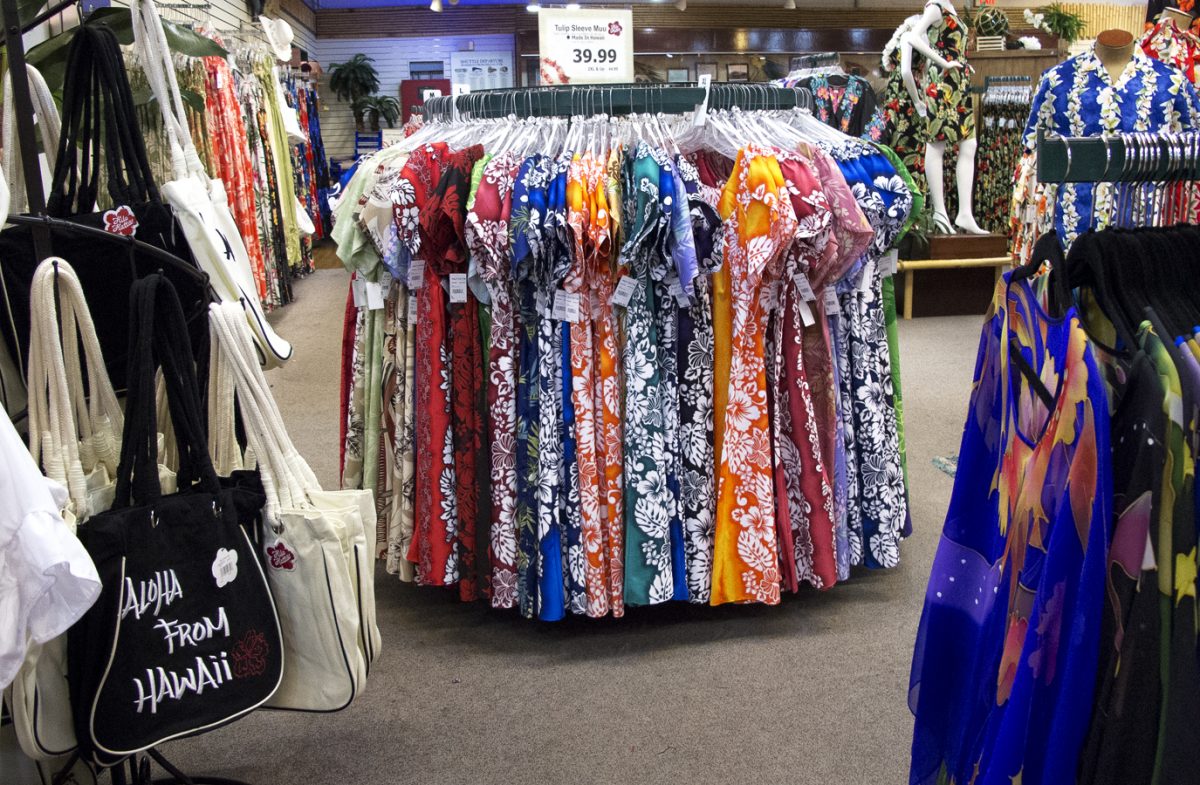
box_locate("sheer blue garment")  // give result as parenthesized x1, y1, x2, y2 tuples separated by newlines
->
(909, 275, 1112, 785)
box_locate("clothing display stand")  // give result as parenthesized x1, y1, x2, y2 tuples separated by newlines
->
(1036, 128, 1200, 182)
(422, 82, 813, 121)
(0, 3, 243, 784)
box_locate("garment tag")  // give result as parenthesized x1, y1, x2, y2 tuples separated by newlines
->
(793, 272, 817, 301)
(380, 270, 394, 291)
(1023, 204, 1036, 224)
(406, 295, 418, 325)
(611, 275, 638, 307)
(882, 249, 899, 277)
(553, 289, 580, 322)
(448, 273, 468, 303)
(824, 287, 840, 316)
(798, 298, 816, 327)
(858, 260, 876, 294)
(212, 548, 239, 588)
(693, 74, 712, 127)
(351, 277, 367, 308)
(366, 281, 386, 311)
(407, 258, 425, 289)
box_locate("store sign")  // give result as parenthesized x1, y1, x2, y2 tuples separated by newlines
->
(537, 8, 633, 85)
(450, 51, 514, 91)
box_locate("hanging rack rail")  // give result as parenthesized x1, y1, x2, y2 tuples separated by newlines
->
(1037, 129, 1200, 183)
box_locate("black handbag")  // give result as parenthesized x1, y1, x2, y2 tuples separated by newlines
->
(0, 22, 208, 392)
(69, 274, 281, 766)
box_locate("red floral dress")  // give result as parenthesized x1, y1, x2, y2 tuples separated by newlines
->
(396, 143, 455, 587)
(421, 144, 486, 601)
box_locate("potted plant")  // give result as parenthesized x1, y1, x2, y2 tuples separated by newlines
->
(329, 53, 381, 131)
(352, 95, 401, 132)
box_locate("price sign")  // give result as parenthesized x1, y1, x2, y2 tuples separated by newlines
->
(538, 8, 633, 85)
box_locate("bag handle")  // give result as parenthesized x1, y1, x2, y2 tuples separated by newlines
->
(207, 302, 318, 523)
(131, 0, 210, 185)
(26, 259, 124, 520)
(113, 274, 220, 507)
(46, 24, 161, 217)
(2, 65, 61, 215)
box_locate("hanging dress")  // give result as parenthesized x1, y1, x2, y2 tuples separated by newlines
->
(908, 274, 1111, 785)
(621, 143, 676, 606)
(677, 154, 723, 602)
(711, 146, 798, 606)
(466, 151, 522, 608)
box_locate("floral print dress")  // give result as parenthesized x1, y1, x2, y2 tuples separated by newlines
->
(466, 152, 522, 608)
(711, 147, 798, 606)
(922, 1, 975, 145)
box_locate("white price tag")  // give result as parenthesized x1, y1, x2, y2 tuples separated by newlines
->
(553, 289, 581, 322)
(793, 272, 816, 301)
(406, 295, 418, 325)
(1023, 204, 1036, 223)
(798, 298, 816, 327)
(380, 270, 394, 291)
(351, 277, 367, 308)
(366, 281, 385, 311)
(858, 260, 876, 294)
(611, 275, 638, 308)
(824, 287, 841, 316)
(694, 74, 712, 128)
(449, 273, 468, 304)
(537, 9, 634, 85)
(407, 258, 425, 289)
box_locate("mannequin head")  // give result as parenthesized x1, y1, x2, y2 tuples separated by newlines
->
(1095, 29, 1136, 82)
(1162, 6, 1194, 30)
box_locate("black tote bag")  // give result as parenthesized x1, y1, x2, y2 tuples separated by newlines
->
(69, 275, 281, 766)
(0, 22, 208, 392)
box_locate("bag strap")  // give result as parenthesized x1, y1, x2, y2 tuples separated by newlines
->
(207, 302, 318, 523)
(2, 65, 61, 215)
(113, 275, 219, 507)
(206, 315, 245, 475)
(131, 0, 210, 185)
(46, 24, 161, 217)
(26, 259, 109, 517)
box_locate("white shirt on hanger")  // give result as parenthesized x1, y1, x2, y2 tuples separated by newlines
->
(0, 406, 100, 689)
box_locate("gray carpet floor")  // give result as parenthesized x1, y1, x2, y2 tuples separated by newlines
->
(164, 269, 985, 785)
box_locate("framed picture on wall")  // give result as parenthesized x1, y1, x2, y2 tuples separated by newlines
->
(667, 67, 690, 83)
(696, 62, 718, 81)
(726, 63, 749, 82)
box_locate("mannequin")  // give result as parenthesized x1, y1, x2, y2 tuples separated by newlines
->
(1095, 29, 1137, 83)
(902, 0, 987, 234)
(1162, 5, 1194, 30)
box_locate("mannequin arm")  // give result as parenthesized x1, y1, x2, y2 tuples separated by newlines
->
(903, 3, 959, 71)
(900, 41, 926, 116)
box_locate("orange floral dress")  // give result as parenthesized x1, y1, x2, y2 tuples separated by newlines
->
(711, 147, 798, 606)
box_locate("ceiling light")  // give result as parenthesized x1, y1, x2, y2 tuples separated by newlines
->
(526, 2, 540, 9)
(675, 0, 686, 9)
(665, 52, 674, 58)
(783, 0, 796, 7)
(430, 0, 442, 10)
(565, 2, 580, 8)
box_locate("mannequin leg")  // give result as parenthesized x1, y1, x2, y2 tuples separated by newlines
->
(953, 136, 988, 235)
(924, 140, 952, 233)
